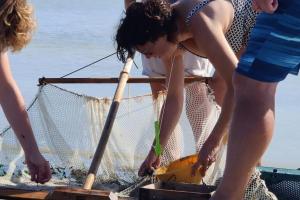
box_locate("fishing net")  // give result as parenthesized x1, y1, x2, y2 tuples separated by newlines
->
(260, 167, 300, 200)
(0, 82, 279, 199)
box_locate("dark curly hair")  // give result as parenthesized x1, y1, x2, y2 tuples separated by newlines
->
(115, 0, 178, 62)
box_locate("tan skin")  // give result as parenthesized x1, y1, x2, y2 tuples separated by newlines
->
(211, 1, 279, 199)
(136, 0, 242, 177)
(142, 55, 226, 175)
(126, 1, 272, 199)
(0, 53, 51, 184)
(253, 0, 278, 13)
(125, 1, 226, 100)
(124, 0, 135, 9)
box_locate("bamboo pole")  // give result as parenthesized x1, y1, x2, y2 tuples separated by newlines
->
(83, 56, 134, 190)
(39, 77, 211, 85)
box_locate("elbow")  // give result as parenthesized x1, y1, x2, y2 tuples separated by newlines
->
(0, 79, 16, 102)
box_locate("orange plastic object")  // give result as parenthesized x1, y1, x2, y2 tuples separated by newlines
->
(154, 154, 203, 184)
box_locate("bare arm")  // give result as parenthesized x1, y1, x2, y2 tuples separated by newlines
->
(209, 71, 226, 106)
(189, 1, 237, 170)
(124, 0, 136, 9)
(0, 53, 40, 155)
(150, 82, 165, 100)
(0, 52, 50, 183)
(210, 33, 246, 108)
(158, 54, 185, 149)
(138, 52, 185, 176)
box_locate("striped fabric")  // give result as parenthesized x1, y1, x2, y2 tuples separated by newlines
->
(236, 0, 300, 82)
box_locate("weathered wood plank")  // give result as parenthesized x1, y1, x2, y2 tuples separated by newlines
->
(160, 182, 216, 193)
(38, 77, 211, 85)
(0, 188, 50, 199)
(0, 187, 114, 200)
(139, 182, 216, 200)
(49, 187, 113, 200)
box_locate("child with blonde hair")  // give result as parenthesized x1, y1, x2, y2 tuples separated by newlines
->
(0, 0, 51, 184)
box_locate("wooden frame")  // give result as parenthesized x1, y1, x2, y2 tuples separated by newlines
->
(38, 77, 211, 85)
(0, 187, 115, 200)
(139, 182, 216, 200)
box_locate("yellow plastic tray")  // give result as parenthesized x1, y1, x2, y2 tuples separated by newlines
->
(154, 154, 203, 184)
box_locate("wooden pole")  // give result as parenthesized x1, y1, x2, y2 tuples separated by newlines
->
(83, 56, 134, 190)
(39, 77, 211, 85)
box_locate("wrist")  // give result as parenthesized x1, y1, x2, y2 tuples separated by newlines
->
(209, 131, 224, 145)
(24, 146, 41, 158)
(150, 145, 163, 157)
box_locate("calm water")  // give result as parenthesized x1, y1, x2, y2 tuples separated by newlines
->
(1, 0, 300, 169)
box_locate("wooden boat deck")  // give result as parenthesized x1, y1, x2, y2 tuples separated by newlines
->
(0, 187, 133, 200)
(0, 182, 215, 200)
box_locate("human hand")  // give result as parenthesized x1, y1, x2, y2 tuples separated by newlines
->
(138, 149, 161, 176)
(25, 153, 51, 184)
(253, 0, 278, 13)
(192, 136, 221, 177)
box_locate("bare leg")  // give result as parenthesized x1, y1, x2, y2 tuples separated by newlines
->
(211, 72, 278, 199)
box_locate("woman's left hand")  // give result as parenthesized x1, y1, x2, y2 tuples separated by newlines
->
(138, 149, 161, 177)
(192, 135, 221, 177)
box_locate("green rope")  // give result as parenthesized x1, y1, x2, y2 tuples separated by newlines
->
(154, 121, 162, 156)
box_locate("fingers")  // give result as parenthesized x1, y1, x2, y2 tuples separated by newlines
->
(253, 0, 279, 13)
(138, 161, 153, 177)
(28, 163, 38, 183)
(138, 165, 155, 176)
(138, 157, 160, 177)
(44, 162, 51, 182)
(138, 163, 146, 177)
(28, 161, 51, 184)
(192, 156, 210, 177)
(207, 154, 216, 167)
(153, 156, 161, 169)
(200, 158, 209, 177)
(37, 162, 51, 184)
(191, 159, 201, 177)
(30, 168, 37, 183)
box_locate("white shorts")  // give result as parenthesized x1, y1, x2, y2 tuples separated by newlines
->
(141, 51, 214, 77)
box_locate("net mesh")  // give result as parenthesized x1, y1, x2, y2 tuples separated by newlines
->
(0, 83, 277, 199)
(260, 167, 300, 200)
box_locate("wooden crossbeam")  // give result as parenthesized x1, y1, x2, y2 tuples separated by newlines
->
(38, 77, 211, 85)
(139, 182, 216, 200)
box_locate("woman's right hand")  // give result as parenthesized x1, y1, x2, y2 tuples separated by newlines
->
(138, 149, 161, 177)
(253, 0, 278, 13)
(25, 152, 51, 184)
(191, 135, 221, 177)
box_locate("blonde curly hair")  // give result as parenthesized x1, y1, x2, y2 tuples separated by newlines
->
(0, 0, 35, 52)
